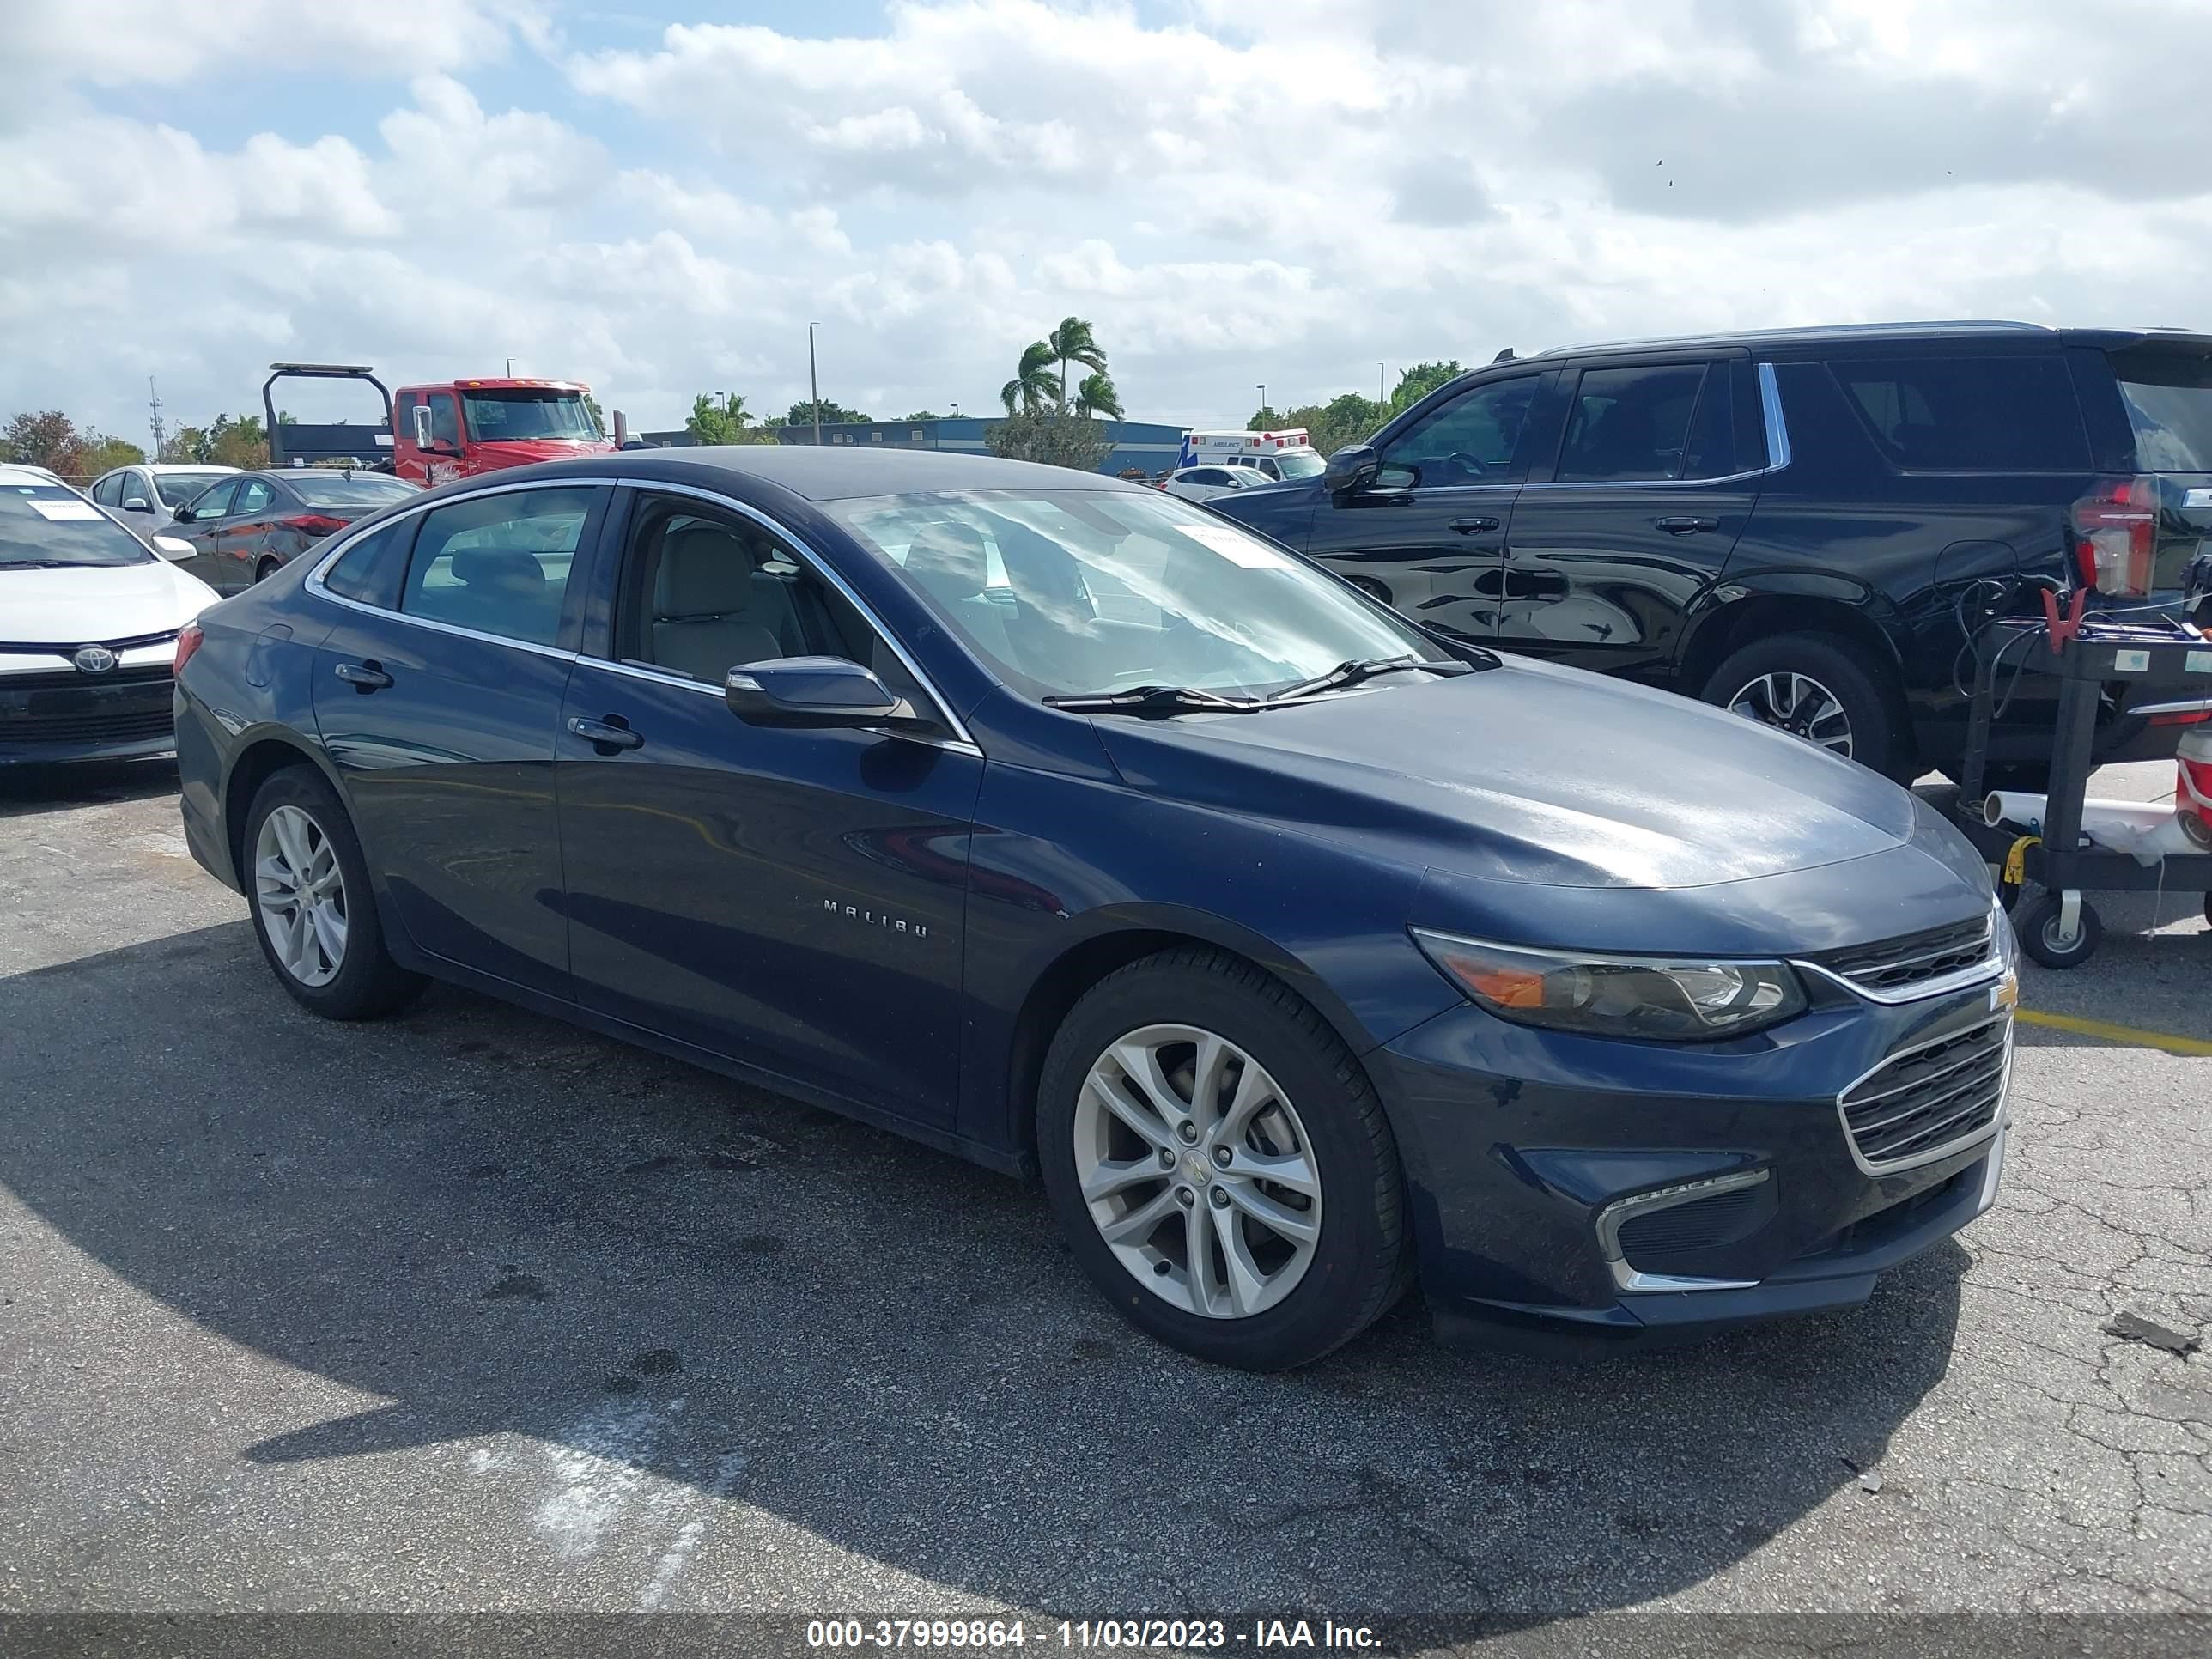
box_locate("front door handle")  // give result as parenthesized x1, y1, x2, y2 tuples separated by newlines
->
(332, 661, 392, 691)
(1655, 515, 1720, 534)
(568, 714, 643, 753)
(1449, 516, 1501, 534)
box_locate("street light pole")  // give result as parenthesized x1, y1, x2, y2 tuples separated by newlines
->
(1256, 383, 1267, 418)
(808, 324, 822, 447)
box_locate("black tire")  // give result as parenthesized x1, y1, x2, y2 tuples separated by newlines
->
(1036, 946, 1409, 1370)
(243, 766, 423, 1019)
(2015, 892, 2101, 969)
(253, 556, 282, 583)
(1702, 632, 1912, 783)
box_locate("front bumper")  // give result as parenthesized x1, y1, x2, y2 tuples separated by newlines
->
(0, 667, 177, 766)
(1374, 970, 2012, 1347)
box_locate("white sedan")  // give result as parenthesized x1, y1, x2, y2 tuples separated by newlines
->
(1159, 465, 1279, 504)
(0, 463, 220, 765)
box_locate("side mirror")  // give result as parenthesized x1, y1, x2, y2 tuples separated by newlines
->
(152, 535, 194, 562)
(410, 404, 434, 448)
(171, 506, 194, 524)
(725, 657, 914, 729)
(123, 496, 152, 513)
(1323, 444, 1381, 495)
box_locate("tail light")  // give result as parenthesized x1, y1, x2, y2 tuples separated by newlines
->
(2070, 476, 2159, 597)
(2149, 708, 2211, 726)
(279, 514, 349, 538)
(174, 621, 204, 676)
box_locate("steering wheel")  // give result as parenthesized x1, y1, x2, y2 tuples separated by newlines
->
(1444, 452, 1491, 483)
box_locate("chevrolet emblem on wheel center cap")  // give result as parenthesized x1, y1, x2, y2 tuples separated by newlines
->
(1182, 1149, 1214, 1186)
(71, 645, 117, 675)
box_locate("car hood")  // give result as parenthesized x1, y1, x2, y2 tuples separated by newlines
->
(0, 559, 217, 644)
(1094, 656, 1927, 891)
(466, 438, 617, 468)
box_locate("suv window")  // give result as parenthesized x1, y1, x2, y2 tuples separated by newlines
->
(1556, 363, 1712, 483)
(322, 518, 418, 611)
(1376, 376, 1539, 489)
(401, 487, 597, 646)
(1830, 356, 2088, 471)
(2110, 346, 2212, 472)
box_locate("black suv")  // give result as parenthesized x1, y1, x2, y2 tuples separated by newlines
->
(1217, 322, 2212, 783)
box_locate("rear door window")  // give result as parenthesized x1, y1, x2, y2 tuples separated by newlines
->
(1554, 363, 1713, 483)
(400, 486, 601, 647)
(1830, 356, 2088, 471)
(234, 480, 274, 517)
(187, 480, 239, 520)
(2109, 347, 2212, 472)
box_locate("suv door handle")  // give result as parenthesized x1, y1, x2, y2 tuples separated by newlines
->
(1655, 515, 1719, 534)
(332, 661, 392, 691)
(1449, 516, 1501, 534)
(568, 714, 643, 753)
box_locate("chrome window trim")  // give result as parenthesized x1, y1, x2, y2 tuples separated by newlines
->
(1834, 1012, 2012, 1178)
(1594, 1167, 1770, 1294)
(570, 653, 983, 759)
(1757, 362, 1792, 471)
(610, 474, 976, 750)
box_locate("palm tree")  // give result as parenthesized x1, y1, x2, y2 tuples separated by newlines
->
(1046, 316, 1108, 410)
(1000, 340, 1059, 416)
(1073, 372, 1124, 420)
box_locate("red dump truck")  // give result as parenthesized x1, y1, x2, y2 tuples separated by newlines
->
(264, 362, 617, 484)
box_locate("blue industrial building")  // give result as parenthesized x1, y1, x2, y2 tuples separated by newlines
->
(631, 417, 1188, 477)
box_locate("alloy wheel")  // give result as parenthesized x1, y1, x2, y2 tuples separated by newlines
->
(1072, 1023, 1322, 1319)
(254, 804, 349, 988)
(1727, 671, 1854, 757)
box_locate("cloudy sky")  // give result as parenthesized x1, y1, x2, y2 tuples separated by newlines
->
(3, 0, 2209, 444)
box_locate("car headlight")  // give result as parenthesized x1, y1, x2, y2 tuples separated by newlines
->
(1411, 929, 1808, 1042)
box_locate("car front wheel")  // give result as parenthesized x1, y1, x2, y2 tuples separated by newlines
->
(244, 767, 422, 1020)
(1037, 946, 1409, 1370)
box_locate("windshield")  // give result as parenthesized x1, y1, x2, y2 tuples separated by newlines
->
(0, 483, 154, 568)
(826, 488, 1444, 700)
(2112, 348, 2212, 472)
(152, 471, 230, 507)
(1273, 451, 1326, 479)
(289, 472, 421, 507)
(461, 390, 602, 442)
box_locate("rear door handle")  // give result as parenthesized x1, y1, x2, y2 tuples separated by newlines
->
(332, 662, 392, 691)
(568, 714, 643, 752)
(1449, 516, 1501, 534)
(1655, 515, 1719, 534)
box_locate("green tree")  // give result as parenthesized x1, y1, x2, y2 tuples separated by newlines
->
(1046, 316, 1108, 410)
(984, 410, 1112, 473)
(583, 392, 605, 434)
(208, 414, 270, 469)
(2, 410, 88, 474)
(78, 434, 147, 476)
(1073, 373, 1124, 420)
(687, 392, 764, 445)
(901, 410, 943, 422)
(1387, 360, 1463, 415)
(999, 341, 1060, 416)
(784, 398, 871, 428)
(1246, 405, 1285, 431)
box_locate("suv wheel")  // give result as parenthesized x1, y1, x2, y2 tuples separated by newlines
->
(244, 767, 423, 1020)
(1703, 634, 1911, 782)
(1036, 946, 1409, 1370)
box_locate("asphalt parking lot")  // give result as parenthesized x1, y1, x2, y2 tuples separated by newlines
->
(1, 758, 2206, 1647)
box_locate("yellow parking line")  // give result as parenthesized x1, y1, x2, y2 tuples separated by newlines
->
(2017, 1008, 2212, 1057)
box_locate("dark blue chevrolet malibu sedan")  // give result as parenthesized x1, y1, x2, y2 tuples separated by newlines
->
(173, 448, 2017, 1369)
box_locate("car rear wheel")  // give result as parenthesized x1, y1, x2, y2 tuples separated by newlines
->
(1703, 633, 1911, 783)
(245, 768, 422, 1020)
(253, 556, 282, 583)
(1036, 946, 1409, 1370)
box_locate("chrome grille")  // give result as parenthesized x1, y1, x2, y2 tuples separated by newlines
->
(1807, 915, 1994, 998)
(1838, 1016, 2009, 1172)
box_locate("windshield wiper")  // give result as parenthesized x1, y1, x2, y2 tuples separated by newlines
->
(1261, 654, 1483, 704)
(1044, 684, 1264, 719)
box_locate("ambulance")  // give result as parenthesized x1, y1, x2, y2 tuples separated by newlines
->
(1174, 428, 1327, 481)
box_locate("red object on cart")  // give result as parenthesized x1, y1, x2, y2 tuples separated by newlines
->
(2179, 726, 2212, 848)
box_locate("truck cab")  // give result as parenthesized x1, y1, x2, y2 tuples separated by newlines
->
(392, 379, 614, 486)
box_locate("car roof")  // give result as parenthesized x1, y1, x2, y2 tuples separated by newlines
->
(1525, 320, 2212, 360)
(144, 462, 239, 473)
(0, 463, 67, 486)
(546, 445, 1144, 503)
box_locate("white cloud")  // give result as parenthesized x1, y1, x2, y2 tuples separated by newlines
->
(3, 0, 2212, 446)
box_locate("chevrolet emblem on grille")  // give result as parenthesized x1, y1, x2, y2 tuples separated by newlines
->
(71, 645, 118, 675)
